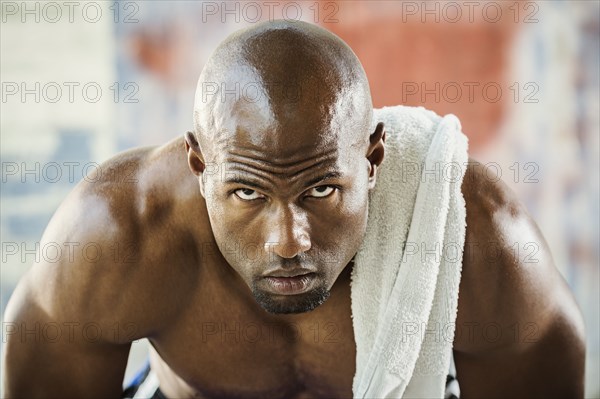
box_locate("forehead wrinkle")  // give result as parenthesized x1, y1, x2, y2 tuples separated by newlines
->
(220, 148, 342, 187)
(223, 147, 339, 172)
(225, 163, 344, 195)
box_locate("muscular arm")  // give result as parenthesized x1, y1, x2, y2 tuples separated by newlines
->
(453, 160, 586, 398)
(2, 158, 146, 397)
(3, 276, 131, 397)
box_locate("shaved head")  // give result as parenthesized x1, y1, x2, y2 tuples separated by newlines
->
(193, 20, 373, 161)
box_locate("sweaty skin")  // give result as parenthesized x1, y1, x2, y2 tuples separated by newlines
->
(3, 21, 585, 398)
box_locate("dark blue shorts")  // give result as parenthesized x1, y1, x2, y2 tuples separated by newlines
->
(121, 360, 167, 399)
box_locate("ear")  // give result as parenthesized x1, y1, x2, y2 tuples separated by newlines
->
(366, 122, 386, 189)
(184, 131, 207, 197)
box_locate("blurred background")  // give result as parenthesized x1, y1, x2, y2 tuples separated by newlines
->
(1, 0, 598, 396)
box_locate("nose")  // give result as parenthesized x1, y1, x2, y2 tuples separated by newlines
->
(264, 204, 311, 259)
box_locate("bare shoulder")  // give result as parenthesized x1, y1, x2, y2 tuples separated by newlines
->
(457, 158, 585, 348)
(453, 158, 585, 397)
(2, 138, 206, 394)
(4, 137, 201, 343)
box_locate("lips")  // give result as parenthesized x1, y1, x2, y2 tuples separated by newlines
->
(266, 270, 313, 278)
(263, 267, 316, 278)
(263, 272, 317, 295)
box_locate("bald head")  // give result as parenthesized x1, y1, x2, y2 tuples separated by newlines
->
(193, 20, 373, 160)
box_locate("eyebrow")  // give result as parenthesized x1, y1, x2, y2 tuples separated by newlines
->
(223, 171, 343, 191)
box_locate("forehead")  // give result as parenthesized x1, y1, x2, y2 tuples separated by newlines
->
(210, 107, 363, 169)
(209, 89, 368, 163)
(211, 131, 343, 185)
(204, 103, 367, 191)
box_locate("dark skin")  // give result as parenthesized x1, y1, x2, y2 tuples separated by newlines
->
(3, 21, 585, 398)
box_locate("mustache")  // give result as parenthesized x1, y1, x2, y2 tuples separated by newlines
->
(272, 255, 309, 268)
(271, 252, 317, 266)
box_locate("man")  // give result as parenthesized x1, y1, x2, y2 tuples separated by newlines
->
(3, 20, 585, 398)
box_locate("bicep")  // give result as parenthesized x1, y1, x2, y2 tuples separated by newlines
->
(3, 271, 132, 398)
(454, 309, 585, 399)
(455, 168, 585, 397)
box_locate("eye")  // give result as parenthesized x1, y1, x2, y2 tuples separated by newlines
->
(234, 188, 264, 201)
(306, 185, 336, 198)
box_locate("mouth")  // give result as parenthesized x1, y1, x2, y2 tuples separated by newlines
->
(265, 269, 315, 278)
(262, 272, 317, 295)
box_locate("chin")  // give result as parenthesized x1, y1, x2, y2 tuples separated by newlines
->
(252, 286, 331, 315)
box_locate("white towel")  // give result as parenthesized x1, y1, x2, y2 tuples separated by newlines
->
(351, 105, 469, 398)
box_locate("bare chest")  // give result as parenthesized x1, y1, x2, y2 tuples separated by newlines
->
(149, 267, 356, 398)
